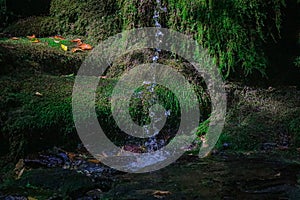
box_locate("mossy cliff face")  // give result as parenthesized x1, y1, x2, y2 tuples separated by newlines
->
(3, 0, 294, 78)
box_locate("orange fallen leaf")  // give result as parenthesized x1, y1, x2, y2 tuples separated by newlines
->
(78, 43, 93, 50)
(27, 34, 36, 39)
(54, 35, 65, 40)
(10, 37, 19, 40)
(71, 47, 84, 53)
(100, 76, 108, 79)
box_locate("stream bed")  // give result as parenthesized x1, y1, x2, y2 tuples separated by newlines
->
(1, 151, 300, 199)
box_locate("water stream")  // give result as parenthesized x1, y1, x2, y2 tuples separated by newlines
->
(143, 0, 167, 153)
(2, 152, 299, 199)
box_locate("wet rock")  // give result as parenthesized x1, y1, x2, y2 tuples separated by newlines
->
(23, 153, 69, 168)
(17, 148, 121, 183)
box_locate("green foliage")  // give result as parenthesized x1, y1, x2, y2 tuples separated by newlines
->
(3, 0, 288, 78)
(166, 0, 286, 78)
(115, 0, 286, 77)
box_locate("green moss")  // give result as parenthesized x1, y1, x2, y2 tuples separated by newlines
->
(49, 0, 120, 41)
(0, 69, 209, 158)
(0, 38, 84, 75)
(3, 16, 59, 37)
(0, 74, 75, 158)
(2, 0, 288, 78)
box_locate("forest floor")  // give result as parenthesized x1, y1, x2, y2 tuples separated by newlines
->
(0, 38, 299, 199)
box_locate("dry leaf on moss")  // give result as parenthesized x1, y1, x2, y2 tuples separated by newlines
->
(78, 43, 93, 50)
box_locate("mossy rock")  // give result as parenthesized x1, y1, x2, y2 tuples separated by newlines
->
(3, 16, 59, 37)
(0, 39, 84, 75)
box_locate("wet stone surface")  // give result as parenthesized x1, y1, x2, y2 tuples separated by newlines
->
(102, 155, 300, 200)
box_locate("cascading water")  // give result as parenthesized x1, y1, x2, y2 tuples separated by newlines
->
(117, 0, 170, 171)
(143, 0, 169, 152)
